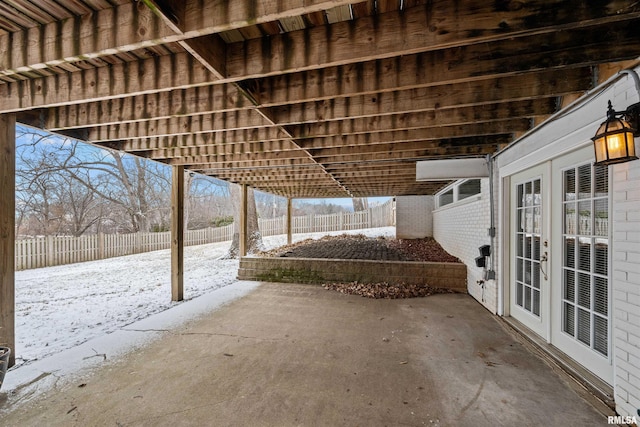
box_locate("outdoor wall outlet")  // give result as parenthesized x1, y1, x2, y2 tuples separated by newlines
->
(484, 270, 496, 280)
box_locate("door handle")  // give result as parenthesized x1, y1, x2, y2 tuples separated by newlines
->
(539, 251, 548, 281)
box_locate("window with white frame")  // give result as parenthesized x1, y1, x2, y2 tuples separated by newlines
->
(436, 179, 482, 208)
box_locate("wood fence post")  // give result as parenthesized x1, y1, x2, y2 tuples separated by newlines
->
(135, 232, 142, 254)
(98, 232, 105, 259)
(46, 235, 54, 267)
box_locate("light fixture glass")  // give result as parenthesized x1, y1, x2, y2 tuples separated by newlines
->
(592, 101, 638, 166)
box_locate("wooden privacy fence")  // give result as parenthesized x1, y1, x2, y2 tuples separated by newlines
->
(15, 199, 396, 270)
(15, 224, 235, 270)
(258, 199, 396, 236)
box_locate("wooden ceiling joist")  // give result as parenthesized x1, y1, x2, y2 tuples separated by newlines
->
(3, 1, 640, 198)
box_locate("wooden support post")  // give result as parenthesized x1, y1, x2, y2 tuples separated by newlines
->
(0, 114, 15, 367)
(171, 165, 184, 302)
(287, 198, 293, 245)
(239, 184, 248, 257)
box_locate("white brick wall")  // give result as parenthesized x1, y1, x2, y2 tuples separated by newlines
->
(612, 161, 640, 418)
(430, 67, 640, 417)
(433, 179, 497, 313)
(396, 196, 434, 239)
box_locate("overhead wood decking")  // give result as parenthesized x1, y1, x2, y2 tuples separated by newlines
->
(0, 0, 639, 197)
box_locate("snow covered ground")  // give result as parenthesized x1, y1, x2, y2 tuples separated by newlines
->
(14, 227, 395, 367)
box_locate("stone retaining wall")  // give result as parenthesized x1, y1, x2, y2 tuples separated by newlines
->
(238, 257, 467, 292)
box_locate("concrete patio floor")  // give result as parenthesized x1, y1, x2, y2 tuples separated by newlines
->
(1, 282, 612, 426)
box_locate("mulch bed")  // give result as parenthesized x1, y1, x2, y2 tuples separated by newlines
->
(259, 234, 461, 263)
(259, 234, 462, 299)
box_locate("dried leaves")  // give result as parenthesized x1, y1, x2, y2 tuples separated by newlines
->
(323, 282, 454, 299)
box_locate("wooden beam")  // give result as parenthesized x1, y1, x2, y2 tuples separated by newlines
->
(299, 128, 530, 151)
(226, 1, 640, 79)
(108, 128, 290, 152)
(85, 98, 544, 145)
(140, 144, 302, 160)
(41, 85, 248, 131)
(252, 26, 640, 104)
(0, 114, 16, 367)
(154, 149, 311, 163)
(86, 110, 273, 143)
(267, 69, 593, 124)
(0, 53, 215, 113)
(315, 144, 501, 163)
(291, 99, 556, 138)
(35, 68, 590, 132)
(4, 15, 640, 114)
(195, 162, 326, 173)
(0, 0, 363, 82)
(0, 2, 175, 81)
(171, 156, 319, 167)
(313, 140, 511, 161)
(296, 121, 529, 149)
(334, 171, 417, 178)
(325, 162, 417, 172)
(217, 173, 334, 181)
(106, 120, 527, 156)
(171, 165, 184, 301)
(182, 0, 363, 35)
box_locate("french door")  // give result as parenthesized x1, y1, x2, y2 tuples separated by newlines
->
(509, 146, 612, 385)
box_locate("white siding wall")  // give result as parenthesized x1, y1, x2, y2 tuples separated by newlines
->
(433, 179, 497, 313)
(396, 196, 434, 239)
(612, 162, 640, 418)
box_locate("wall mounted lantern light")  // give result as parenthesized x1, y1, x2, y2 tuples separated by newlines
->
(592, 100, 640, 166)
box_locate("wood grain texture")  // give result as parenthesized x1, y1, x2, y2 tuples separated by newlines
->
(0, 114, 15, 367)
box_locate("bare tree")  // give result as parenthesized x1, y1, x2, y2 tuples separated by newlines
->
(225, 184, 264, 258)
(16, 126, 171, 235)
(53, 173, 101, 236)
(16, 125, 244, 239)
(185, 173, 233, 229)
(352, 197, 369, 212)
(254, 191, 287, 219)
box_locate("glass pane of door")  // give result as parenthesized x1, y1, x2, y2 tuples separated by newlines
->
(515, 178, 542, 317)
(561, 163, 609, 357)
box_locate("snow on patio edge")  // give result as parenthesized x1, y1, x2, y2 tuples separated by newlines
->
(12, 227, 395, 367)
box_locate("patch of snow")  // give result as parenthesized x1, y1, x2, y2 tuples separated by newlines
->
(13, 227, 395, 367)
(2, 281, 260, 409)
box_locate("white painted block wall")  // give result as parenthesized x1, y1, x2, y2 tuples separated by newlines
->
(432, 179, 497, 313)
(612, 161, 640, 418)
(396, 196, 434, 239)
